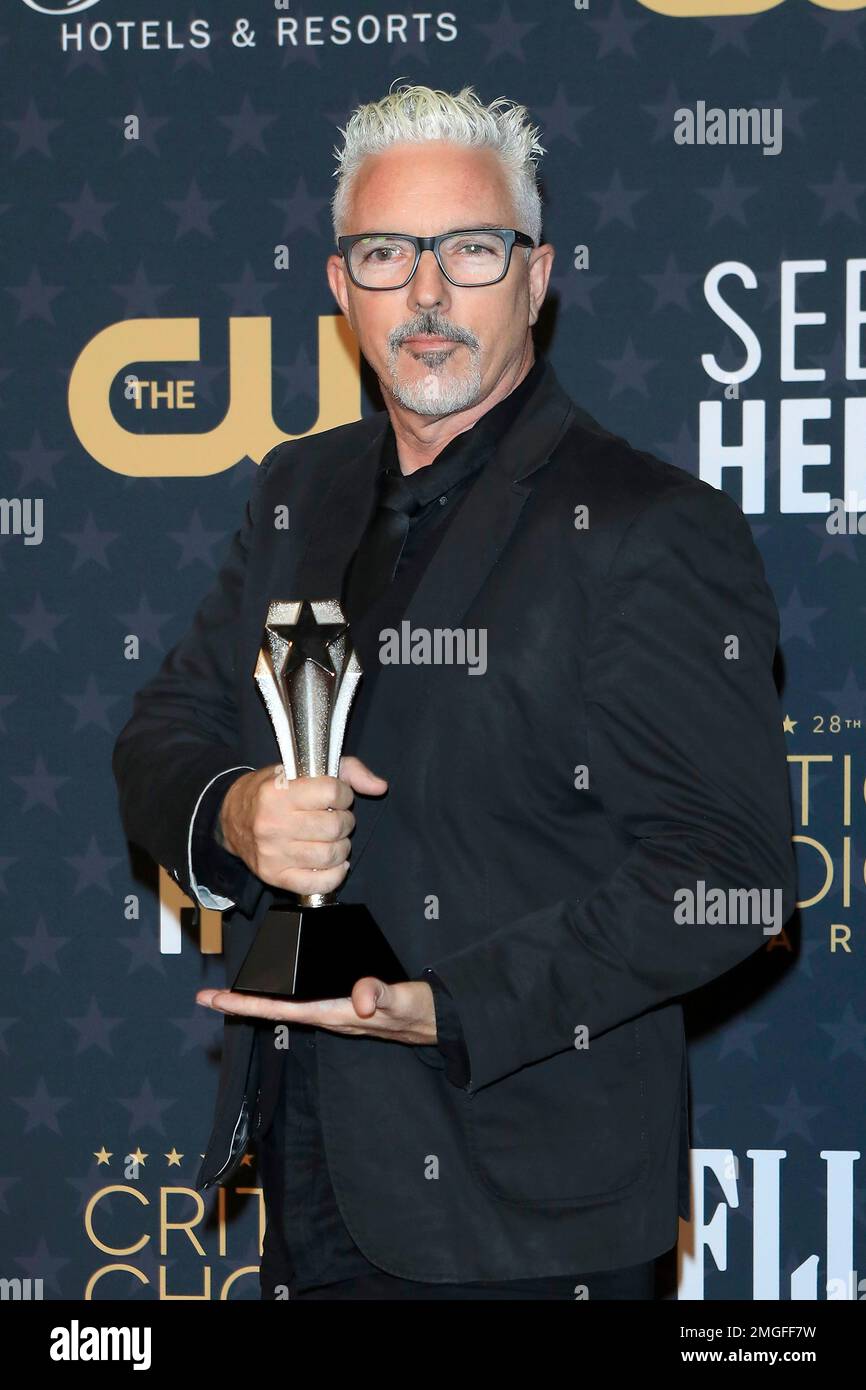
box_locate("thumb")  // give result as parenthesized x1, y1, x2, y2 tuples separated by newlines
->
(338, 754, 389, 796)
(352, 976, 389, 1018)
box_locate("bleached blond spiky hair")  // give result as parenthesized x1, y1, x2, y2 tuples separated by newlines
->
(330, 80, 546, 247)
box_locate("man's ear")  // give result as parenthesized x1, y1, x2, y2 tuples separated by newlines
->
(527, 243, 554, 328)
(327, 253, 353, 325)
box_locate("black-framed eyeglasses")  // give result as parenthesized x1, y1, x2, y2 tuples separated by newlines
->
(337, 228, 535, 290)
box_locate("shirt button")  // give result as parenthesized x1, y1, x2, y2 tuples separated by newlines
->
(439, 495, 448, 505)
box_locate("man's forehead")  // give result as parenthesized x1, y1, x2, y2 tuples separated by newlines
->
(351, 144, 510, 197)
(345, 146, 516, 235)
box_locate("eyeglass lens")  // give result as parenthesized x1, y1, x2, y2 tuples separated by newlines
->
(349, 231, 508, 287)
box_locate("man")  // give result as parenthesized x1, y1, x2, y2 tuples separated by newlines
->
(112, 83, 797, 1301)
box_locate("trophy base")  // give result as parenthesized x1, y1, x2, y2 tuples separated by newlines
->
(231, 900, 408, 1000)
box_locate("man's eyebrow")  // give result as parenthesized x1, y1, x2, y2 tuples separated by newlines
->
(355, 223, 504, 236)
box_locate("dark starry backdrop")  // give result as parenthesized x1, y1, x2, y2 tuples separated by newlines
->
(0, 0, 863, 1300)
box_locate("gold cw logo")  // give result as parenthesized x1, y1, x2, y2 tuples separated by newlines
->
(68, 315, 362, 477)
(637, 0, 865, 14)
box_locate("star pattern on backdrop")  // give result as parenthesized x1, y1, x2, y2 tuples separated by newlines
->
(2, 2, 861, 1303)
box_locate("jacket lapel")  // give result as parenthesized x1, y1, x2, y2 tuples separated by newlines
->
(290, 416, 388, 597)
(276, 361, 576, 873)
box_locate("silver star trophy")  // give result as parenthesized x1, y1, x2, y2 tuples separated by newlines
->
(232, 599, 407, 999)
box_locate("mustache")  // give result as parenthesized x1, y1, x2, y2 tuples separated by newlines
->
(392, 317, 477, 348)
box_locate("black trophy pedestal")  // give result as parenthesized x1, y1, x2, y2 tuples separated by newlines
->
(231, 899, 408, 1000)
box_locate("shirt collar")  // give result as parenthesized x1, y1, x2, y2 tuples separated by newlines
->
(377, 355, 547, 507)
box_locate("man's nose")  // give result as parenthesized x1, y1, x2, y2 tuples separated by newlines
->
(408, 247, 451, 309)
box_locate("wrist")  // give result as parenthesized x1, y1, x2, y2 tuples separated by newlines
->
(217, 773, 250, 858)
(214, 811, 230, 852)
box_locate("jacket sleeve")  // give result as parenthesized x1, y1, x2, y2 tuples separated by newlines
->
(112, 444, 285, 917)
(423, 481, 798, 1093)
(188, 764, 260, 915)
(411, 968, 472, 1087)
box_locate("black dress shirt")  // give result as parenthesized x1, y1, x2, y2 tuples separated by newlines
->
(193, 357, 548, 1293)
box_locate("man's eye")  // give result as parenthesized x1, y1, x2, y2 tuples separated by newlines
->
(363, 245, 400, 262)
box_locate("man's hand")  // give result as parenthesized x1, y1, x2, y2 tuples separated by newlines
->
(202, 756, 437, 1044)
(195, 977, 437, 1045)
(218, 754, 387, 894)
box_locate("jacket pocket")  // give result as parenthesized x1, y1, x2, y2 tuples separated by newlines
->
(462, 1017, 649, 1206)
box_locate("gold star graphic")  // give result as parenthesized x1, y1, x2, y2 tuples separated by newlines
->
(782, 715, 797, 734)
(165, 1148, 183, 1167)
(94, 1147, 112, 1166)
(129, 1147, 148, 1167)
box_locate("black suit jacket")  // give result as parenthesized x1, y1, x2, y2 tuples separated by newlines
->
(112, 356, 797, 1279)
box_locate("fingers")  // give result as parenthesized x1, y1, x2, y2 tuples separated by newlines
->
(197, 989, 358, 1024)
(338, 755, 389, 796)
(196, 989, 358, 1025)
(255, 798, 354, 893)
(272, 858, 350, 897)
(247, 763, 386, 894)
(271, 772, 355, 811)
(275, 807, 354, 842)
